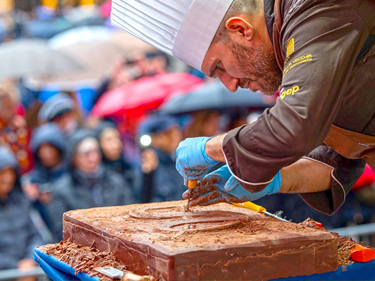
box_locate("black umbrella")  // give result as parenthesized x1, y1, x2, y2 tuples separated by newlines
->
(159, 82, 275, 115)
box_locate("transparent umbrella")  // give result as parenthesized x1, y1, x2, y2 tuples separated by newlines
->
(48, 26, 112, 49)
(0, 39, 83, 78)
(25, 41, 127, 91)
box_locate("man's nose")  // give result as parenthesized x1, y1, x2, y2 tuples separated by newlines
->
(218, 72, 239, 92)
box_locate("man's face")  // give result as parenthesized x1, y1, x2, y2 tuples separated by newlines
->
(0, 94, 14, 122)
(37, 143, 61, 168)
(0, 168, 16, 199)
(73, 138, 101, 174)
(99, 128, 123, 161)
(54, 111, 77, 134)
(201, 39, 282, 95)
(151, 126, 182, 154)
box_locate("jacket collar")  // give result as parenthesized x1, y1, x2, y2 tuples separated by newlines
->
(264, 0, 275, 44)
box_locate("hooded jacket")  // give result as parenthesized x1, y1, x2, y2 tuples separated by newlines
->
(0, 147, 44, 270)
(27, 123, 67, 187)
(47, 129, 135, 241)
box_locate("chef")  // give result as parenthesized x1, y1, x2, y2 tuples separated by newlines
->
(112, 0, 375, 215)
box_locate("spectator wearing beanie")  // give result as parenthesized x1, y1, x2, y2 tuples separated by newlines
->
(37, 93, 78, 135)
(28, 122, 67, 185)
(21, 123, 67, 229)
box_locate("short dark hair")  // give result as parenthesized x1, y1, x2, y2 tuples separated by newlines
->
(213, 0, 261, 43)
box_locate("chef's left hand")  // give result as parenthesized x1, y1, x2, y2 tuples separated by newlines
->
(176, 137, 219, 184)
(182, 165, 281, 207)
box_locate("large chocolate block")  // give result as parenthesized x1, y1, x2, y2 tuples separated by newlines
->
(63, 201, 338, 281)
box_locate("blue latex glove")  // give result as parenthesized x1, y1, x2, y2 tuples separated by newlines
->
(182, 165, 281, 207)
(176, 137, 219, 184)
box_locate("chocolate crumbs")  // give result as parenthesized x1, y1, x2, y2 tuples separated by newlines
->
(38, 240, 129, 281)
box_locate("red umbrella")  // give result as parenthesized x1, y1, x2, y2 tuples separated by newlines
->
(92, 73, 203, 118)
(99, 0, 112, 18)
(91, 73, 203, 133)
(352, 164, 375, 191)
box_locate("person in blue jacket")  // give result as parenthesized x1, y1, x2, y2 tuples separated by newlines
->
(46, 129, 135, 241)
(0, 146, 44, 271)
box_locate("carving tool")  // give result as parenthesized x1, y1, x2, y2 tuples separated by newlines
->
(185, 179, 198, 211)
(232, 201, 290, 222)
(95, 266, 152, 281)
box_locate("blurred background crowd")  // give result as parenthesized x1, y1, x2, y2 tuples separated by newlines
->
(1, 0, 375, 278)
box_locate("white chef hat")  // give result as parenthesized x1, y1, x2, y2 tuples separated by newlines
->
(111, 0, 234, 70)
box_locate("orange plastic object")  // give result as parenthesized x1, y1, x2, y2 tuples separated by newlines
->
(350, 245, 375, 262)
(314, 222, 323, 228)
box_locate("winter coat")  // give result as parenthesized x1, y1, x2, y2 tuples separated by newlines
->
(28, 122, 67, 187)
(0, 147, 44, 270)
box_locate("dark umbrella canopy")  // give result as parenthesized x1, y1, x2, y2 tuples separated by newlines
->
(159, 82, 275, 115)
(0, 39, 83, 78)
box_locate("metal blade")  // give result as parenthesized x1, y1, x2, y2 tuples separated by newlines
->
(263, 211, 290, 222)
(95, 267, 124, 279)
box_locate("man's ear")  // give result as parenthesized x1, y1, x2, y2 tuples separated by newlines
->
(225, 17, 253, 42)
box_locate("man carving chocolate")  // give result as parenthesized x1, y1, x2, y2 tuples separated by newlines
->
(112, 0, 375, 215)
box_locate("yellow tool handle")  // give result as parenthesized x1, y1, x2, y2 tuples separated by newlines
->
(232, 201, 267, 214)
(188, 179, 198, 190)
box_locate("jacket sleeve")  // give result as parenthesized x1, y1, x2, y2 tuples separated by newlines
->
(25, 214, 44, 260)
(223, 1, 371, 192)
(46, 191, 68, 242)
(300, 145, 366, 215)
(114, 172, 136, 205)
(0, 255, 18, 270)
(140, 171, 155, 203)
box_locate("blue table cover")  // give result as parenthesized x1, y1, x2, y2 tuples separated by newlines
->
(34, 248, 99, 281)
(35, 247, 375, 281)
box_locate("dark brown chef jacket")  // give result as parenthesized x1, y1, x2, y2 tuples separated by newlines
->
(222, 0, 375, 215)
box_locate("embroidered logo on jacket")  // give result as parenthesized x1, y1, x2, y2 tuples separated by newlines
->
(286, 38, 295, 58)
(280, 85, 300, 99)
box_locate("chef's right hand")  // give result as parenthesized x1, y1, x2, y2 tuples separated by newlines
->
(182, 165, 281, 207)
(176, 137, 219, 184)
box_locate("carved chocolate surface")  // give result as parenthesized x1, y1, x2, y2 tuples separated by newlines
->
(63, 201, 338, 280)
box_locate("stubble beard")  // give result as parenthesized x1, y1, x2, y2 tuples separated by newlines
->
(229, 41, 282, 95)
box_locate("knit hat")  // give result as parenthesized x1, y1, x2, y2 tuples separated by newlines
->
(138, 115, 178, 136)
(30, 123, 66, 154)
(0, 146, 18, 172)
(38, 93, 74, 123)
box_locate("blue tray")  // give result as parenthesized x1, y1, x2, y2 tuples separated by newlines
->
(273, 260, 375, 280)
(35, 247, 375, 280)
(34, 248, 99, 281)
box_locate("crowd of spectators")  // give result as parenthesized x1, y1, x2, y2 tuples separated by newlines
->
(0, 80, 188, 272)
